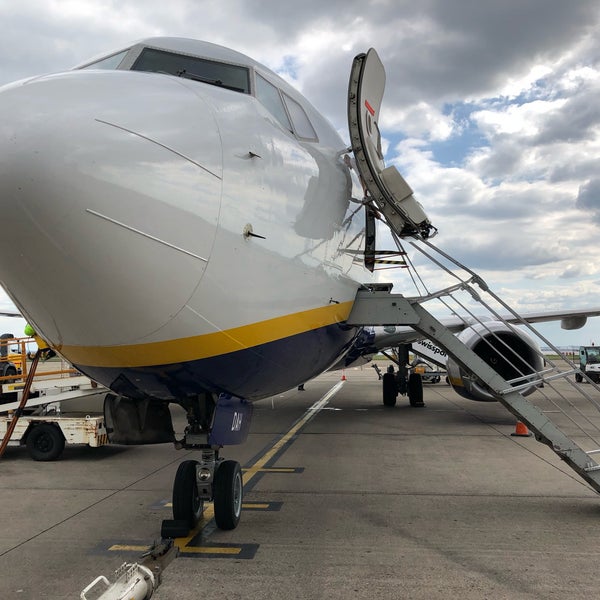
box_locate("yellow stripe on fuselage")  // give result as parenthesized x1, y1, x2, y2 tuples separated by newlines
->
(58, 301, 354, 368)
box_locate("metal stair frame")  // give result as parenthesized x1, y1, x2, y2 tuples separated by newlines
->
(347, 288, 600, 493)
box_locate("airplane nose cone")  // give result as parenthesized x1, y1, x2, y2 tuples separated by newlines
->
(0, 71, 222, 347)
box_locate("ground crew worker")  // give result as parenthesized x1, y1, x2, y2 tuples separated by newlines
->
(24, 324, 56, 360)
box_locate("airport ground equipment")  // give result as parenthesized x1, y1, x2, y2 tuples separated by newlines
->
(344, 184, 600, 494)
(411, 360, 442, 384)
(0, 332, 27, 387)
(0, 340, 109, 460)
(576, 346, 600, 383)
(0, 409, 109, 461)
(348, 47, 600, 495)
(0, 348, 43, 459)
(80, 540, 178, 600)
(348, 273, 600, 495)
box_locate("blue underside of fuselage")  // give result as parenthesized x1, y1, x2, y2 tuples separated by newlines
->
(75, 322, 360, 402)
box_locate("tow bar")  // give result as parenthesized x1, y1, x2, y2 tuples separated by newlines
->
(80, 541, 178, 600)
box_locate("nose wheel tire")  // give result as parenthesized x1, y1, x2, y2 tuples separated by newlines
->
(172, 460, 204, 529)
(214, 460, 243, 530)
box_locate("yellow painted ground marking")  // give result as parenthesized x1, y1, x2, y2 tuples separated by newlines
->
(109, 544, 151, 552)
(242, 467, 296, 473)
(172, 505, 216, 547)
(242, 380, 344, 488)
(163, 500, 273, 509)
(109, 543, 240, 555)
(175, 546, 241, 555)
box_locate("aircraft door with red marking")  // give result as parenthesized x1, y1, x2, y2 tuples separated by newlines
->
(348, 49, 435, 239)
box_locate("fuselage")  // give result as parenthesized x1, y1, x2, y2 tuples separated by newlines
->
(0, 38, 372, 401)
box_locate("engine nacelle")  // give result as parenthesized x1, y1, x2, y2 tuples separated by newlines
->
(446, 322, 544, 402)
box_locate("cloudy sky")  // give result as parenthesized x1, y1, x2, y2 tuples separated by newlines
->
(0, 0, 599, 346)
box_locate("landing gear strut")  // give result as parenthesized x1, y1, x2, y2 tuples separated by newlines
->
(161, 393, 251, 538)
(381, 345, 425, 408)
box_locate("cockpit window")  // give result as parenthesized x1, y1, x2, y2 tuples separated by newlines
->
(282, 93, 318, 141)
(131, 47, 250, 94)
(255, 73, 292, 132)
(81, 50, 129, 70)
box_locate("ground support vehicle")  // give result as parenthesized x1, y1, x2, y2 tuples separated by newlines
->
(0, 336, 109, 460)
(575, 346, 600, 383)
(0, 332, 27, 386)
(0, 375, 109, 460)
(411, 359, 444, 384)
(0, 410, 108, 461)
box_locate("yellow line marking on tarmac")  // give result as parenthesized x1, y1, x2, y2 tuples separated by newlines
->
(109, 543, 240, 555)
(163, 500, 276, 509)
(175, 545, 241, 555)
(242, 467, 297, 473)
(242, 380, 345, 488)
(109, 544, 151, 552)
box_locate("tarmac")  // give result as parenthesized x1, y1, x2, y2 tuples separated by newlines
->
(1, 363, 600, 599)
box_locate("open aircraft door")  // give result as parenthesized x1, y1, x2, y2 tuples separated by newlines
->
(348, 49, 436, 239)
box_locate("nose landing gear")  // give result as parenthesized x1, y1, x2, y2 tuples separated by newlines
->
(161, 393, 252, 539)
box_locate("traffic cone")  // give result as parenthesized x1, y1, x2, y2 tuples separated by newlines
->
(511, 421, 532, 437)
(341, 370, 347, 381)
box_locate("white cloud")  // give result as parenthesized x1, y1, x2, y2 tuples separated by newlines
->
(498, 64, 554, 98)
(383, 102, 455, 141)
(472, 99, 566, 137)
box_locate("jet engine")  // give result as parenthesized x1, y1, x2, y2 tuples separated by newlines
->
(446, 322, 544, 402)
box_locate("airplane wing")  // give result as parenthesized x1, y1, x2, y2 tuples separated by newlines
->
(371, 307, 600, 351)
(514, 307, 600, 329)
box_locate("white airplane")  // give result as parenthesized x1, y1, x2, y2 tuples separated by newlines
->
(0, 37, 597, 534)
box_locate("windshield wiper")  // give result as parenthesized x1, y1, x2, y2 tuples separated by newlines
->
(176, 69, 245, 93)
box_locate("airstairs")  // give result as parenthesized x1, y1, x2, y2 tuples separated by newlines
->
(347, 46, 600, 494)
(348, 270, 600, 494)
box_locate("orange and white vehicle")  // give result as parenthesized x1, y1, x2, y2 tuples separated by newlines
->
(0, 334, 109, 460)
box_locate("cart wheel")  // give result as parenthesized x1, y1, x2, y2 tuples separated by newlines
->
(26, 423, 65, 461)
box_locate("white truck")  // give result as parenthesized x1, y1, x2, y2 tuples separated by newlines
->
(575, 345, 600, 384)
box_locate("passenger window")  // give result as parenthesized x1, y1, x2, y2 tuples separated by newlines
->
(81, 50, 129, 70)
(255, 73, 292, 132)
(282, 93, 318, 141)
